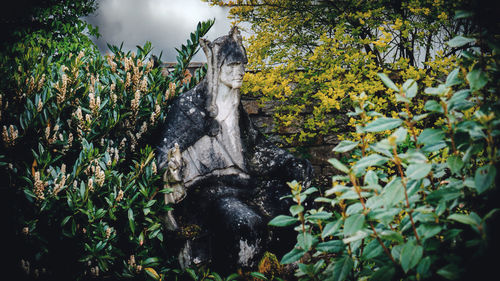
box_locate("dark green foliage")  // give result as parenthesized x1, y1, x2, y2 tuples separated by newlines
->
(269, 10, 499, 280)
(0, 4, 214, 278)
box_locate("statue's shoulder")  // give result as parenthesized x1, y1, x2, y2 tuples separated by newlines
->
(159, 80, 210, 153)
(171, 79, 208, 111)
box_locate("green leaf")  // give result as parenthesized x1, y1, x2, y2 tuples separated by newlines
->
(316, 240, 345, 253)
(437, 264, 460, 280)
(447, 155, 464, 174)
(268, 215, 298, 227)
(328, 158, 350, 174)
(280, 247, 306, 264)
(362, 239, 383, 260)
(454, 10, 474, 19)
(447, 36, 476, 48)
(392, 127, 408, 144)
(364, 118, 403, 132)
(402, 79, 417, 98)
(353, 153, 389, 172)
(306, 211, 332, 221)
(424, 100, 444, 113)
(379, 230, 404, 243)
(298, 232, 314, 251)
(448, 213, 479, 226)
(400, 241, 423, 273)
(382, 178, 405, 207)
(467, 69, 488, 91)
(424, 84, 448, 96)
(322, 220, 342, 238)
(330, 256, 354, 281)
(417, 256, 431, 277)
(406, 163, 432, 179)
(474, 164, 496, 194)
(417, 128, 445, 145)
(417, 224, 442, 239)
(377, 73, 399, 92)
(249, 272, 268, 280)
(333, 140, 359, 153)
(370, 266, 395, 281)
(445, 68, 462, 87)
(128, 208, 135, 234)
(343, 214, 365, 235)
(289, 205, 304, 216)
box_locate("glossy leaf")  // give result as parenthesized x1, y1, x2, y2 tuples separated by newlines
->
(268, 215, 298, 227)
(332, 140, 359, 153)
(474, 164, 496, 194)
(400, 241, 423, 273)
(377, 73, 399, 91)
(406, 163, 432, 179)
(364, 118, 403, 132)
(343, 214, 365, 235)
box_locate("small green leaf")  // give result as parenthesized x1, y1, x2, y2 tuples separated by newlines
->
(353, 153, 389, 173)
(333, 140, 359, 153)
(445, 68, 462, 87)
(128, 208, 135, 234)
(406, 163, 432, 179)
(400, 241, 423, 273)
(364, 118, 403, 132)
(448, 213, 479, 226)
(417, 128, 445, 145)
(306, 211, 332, 221)
(424, 84, 448, 96)
(289, 205, 304, 216)
(316, 240, 345, 253)
(382, 178, 405, 207)
(467, 69, 488, 91)
(322, 220, 342, 238)
(343, 214, 365, 235)
(447, 155, 464, 174)
(377, 73, 399, 91)
(362, 239, 383, 260)
(437, 264, 460, 280)
(280, 247, 306, 264)
(370, 266, 395, 281)
(379, 230, 404, 243)
(249, 272, 268, 280)
(417, 256, 431, 277)
(402, 79, 417, 98)
(268, 215, 298, 227)
(474, 164, 496, 194)
(454, 10, 474, 19)
(447, 36, 476, 48)
(328, 158, 350, 174)
(330, 256, 354, 281)
(424, 100, 444, 113)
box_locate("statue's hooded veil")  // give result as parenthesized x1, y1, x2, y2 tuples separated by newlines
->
(199, 26, 247, 117)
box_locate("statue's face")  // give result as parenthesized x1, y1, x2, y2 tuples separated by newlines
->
(219, 61, 245, 89)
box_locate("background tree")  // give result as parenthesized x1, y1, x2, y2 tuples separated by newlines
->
(206, 0, 480, 147)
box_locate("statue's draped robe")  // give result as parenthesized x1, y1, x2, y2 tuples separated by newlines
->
(157, 79, 311, 270)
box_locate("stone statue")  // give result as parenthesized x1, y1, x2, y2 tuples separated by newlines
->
(157, 27, 312, 272)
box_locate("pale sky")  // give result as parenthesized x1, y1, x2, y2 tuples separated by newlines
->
(85, 0, 232, 62)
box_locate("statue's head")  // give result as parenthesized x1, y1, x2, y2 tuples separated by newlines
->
(200, 27, 248, 116)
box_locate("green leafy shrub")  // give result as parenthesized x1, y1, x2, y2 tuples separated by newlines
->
(269, 12, 499, 280)
(0, 12, 214, 279)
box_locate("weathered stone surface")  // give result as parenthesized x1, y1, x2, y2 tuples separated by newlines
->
(157, 27, 312, 273)
(242, 99, 260, 115)
(308, 145, 335, 166)
(252, 116, 275, 134)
